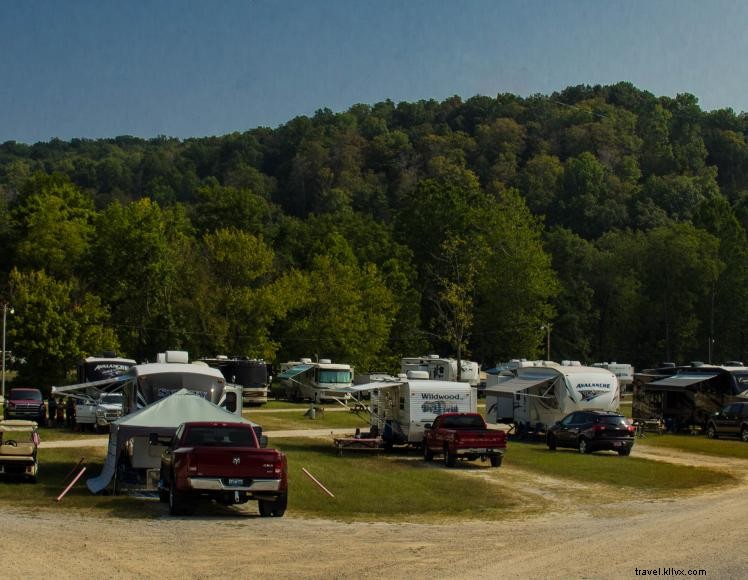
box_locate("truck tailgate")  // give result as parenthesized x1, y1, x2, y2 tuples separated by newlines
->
(456, 431, 506, 448)
(186, 447, 283, 478)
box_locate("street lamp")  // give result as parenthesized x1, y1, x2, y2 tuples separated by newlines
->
(2, 303, 13, 401)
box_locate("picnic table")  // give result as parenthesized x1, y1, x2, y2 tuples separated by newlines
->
(332, 436, 383, 456)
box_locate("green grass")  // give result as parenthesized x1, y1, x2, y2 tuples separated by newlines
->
(637, 434, 748, 459)
(275, 438, 518, 521)
(0, 446, 163, 518)
(38, 426, 108, 441)
(506, 441, 734, 491)
(244, 410, 369, 431)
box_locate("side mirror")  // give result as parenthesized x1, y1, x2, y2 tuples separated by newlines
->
(259, 435, 269, 448)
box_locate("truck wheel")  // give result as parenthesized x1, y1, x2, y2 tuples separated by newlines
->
(490, 455, 502, 467)
(169, 483, 195, 516)
(707, 424, 718, 439)
(259, 493, 287, 517)
(617, 448, 631, 456)
(444, 447, 456, 468)
(423, 443, 434, 462)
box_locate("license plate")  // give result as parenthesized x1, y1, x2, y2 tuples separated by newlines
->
(228, 478, 243, 486)
(613, 442, 622, 447)
(467, 448, 487, 453)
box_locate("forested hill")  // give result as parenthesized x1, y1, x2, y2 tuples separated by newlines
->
(2, 82, 748, 384)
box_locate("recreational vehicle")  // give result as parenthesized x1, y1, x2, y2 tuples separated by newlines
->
(632, 363, 748, 431)
(77, 353, 136, 383)
(277, 358, 354, 402)
(485, 360, 619, 433)
(361, 371, 477, 447)
(592, 362, 634, 392)
(401, 355, 481, 387)
(199, 356, 271, 406)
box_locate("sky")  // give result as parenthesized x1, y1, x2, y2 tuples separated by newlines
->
(1, 0, 747, 144)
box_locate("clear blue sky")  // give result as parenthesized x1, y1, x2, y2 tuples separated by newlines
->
(1, 0, 747, 144)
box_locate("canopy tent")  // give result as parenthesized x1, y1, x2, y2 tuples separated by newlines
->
(486, 376, 553, 395)
(645, 374, 718, 391)
(87, 389, 257, 494)
(277, 364, 314, 380)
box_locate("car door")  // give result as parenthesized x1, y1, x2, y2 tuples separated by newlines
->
(555, 413, 580, 446)
(715, 404, 737, 435)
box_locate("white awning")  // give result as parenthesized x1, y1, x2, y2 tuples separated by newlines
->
(339, 381, 404, 393)
(277, 364, 314, 379)
(486, 376, 552, 394)
(646, 374, 718, 390)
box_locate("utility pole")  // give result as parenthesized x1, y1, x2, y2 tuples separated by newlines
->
(2, 303, 13, 400)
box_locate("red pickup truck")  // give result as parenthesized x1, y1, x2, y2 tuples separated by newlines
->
(423, 413, 507, 467)
(158, 421, 288, 516)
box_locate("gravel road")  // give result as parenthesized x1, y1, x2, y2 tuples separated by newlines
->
(4, 440, 746, 579)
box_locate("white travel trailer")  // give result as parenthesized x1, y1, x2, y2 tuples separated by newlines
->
(350, 371, 477, 446)
(277, 358, 354, 403)
(401, 355, 481, 387)
(485, 360, 619, 432)
(592, 362, 634, 392)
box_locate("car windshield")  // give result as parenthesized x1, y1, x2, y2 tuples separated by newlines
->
(100, 394, 123, 404)
(184, 426, 255, 447)
(10, 389, 42, 401)
(440, 415, 485, 429)
(594, 415, 627, 427)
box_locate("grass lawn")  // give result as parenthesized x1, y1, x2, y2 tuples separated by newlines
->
(506, 441, 734, 492)
(637, 434, 748, 459)
(244, 410, 369, 431)
(275, 438, 519, 521)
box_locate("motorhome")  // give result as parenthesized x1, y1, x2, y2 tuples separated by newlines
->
(355, 371, 477, 447)
(199, 356, 271, 406)
(277, 358, 354, 403)
(401, 355, 481, 387)
(632, 363, 748, 431)
(485, 360, 619, 433)
(53, 351, 243, 418)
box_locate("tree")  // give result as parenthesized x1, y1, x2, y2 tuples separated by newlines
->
(11, 173, 94, 280)
(8, 268, 118, 386)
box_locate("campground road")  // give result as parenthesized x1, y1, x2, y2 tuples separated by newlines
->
(6, 441, 747, 579)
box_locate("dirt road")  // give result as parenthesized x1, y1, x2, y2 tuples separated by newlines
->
(3, 442, 746, 579)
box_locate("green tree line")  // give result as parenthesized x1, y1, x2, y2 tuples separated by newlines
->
(1, 82, 747, 385)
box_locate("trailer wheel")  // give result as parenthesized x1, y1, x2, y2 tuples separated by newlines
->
(444, 446, 456, 467)
(423, 443, 434, 462)
(490, 455, 502, 467)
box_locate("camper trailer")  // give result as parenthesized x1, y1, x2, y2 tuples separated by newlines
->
(277, 358, 354, 402)
(632, 363, 748, 431)
(401, 355, 481, 387)
(485, 360, 619, 433)
(593, 362, 634, 392)
(365, 371, 477, 447)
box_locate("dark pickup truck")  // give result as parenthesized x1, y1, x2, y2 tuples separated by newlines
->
(423, 412, 507, 467)
(158, 421, 288, 516)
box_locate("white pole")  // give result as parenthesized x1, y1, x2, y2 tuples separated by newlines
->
(2, 303, 7, 401)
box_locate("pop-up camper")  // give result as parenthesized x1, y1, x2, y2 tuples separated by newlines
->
(485, 360, 619, 432)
